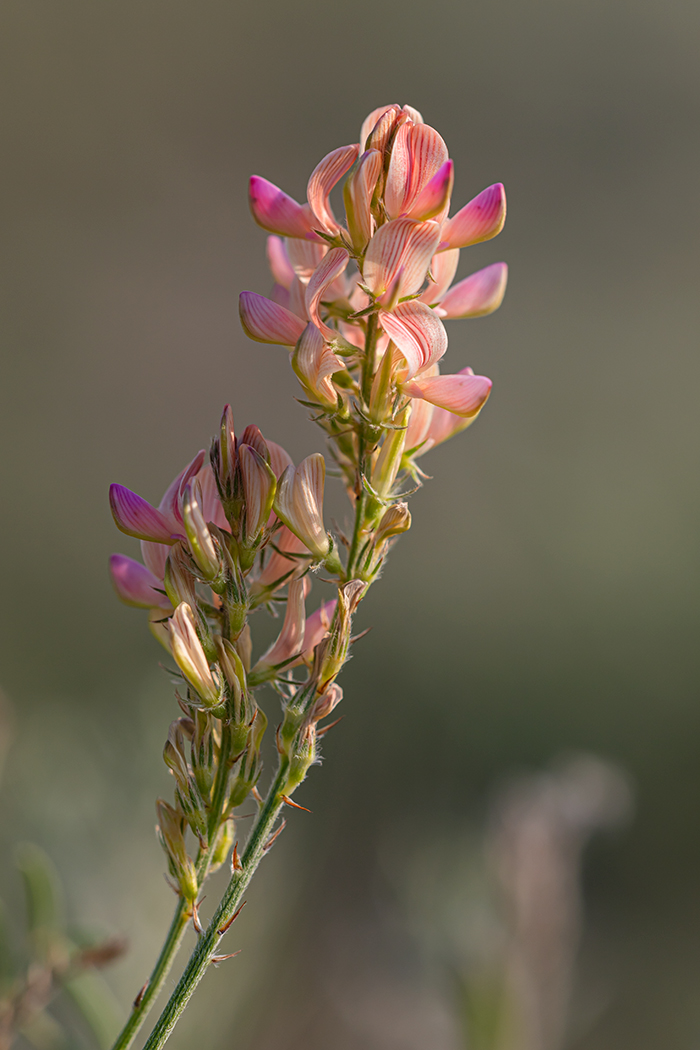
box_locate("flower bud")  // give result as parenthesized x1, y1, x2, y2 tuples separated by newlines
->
(273, 454, 330, 561)
(209, 820, 235, 875)
(168, 603, 221, 707)
(155, 799, 198, 902)
(315, 580, 366, 691)
(182, 482, 221, 581)
(375, 502, 412, 543)
(309, 682, 343, 725)
(164, 544, 198, 609)
(239, 444, 277, 544)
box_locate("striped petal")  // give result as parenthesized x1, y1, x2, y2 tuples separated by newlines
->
(285, 238, 328, 285)
(266, 236, 295, 288)
(404, 367, 492, 416)
(158, 450, 206, 525)
(405, 159, 454, 221)
(385, 123, 449, 220)
(307, 144, 361, 234)
(305, 247, 349, 341)
(239, 444, 276, 541)
(249, 176, 317, 240)
(109, 554, 171, 609)
(379, 301, 448, 379)
(344, 149, 382, 251)
(292, 322, 344, 407)
(109, 485, 178, 543)
(239, 291, 307, 345)
(274, 454, 329, 560)
(436, 262, 508, 319)
(439, 183, 507, 250)
(364, 219, 441, 301)
(360, 104, 400, 151)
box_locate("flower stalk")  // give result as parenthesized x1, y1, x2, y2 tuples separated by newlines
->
(108, 102, 508, 1048)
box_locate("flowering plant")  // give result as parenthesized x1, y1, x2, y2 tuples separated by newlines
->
(108, 102, 507, 1049)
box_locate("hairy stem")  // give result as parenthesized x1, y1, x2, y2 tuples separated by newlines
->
(141, 769, 288, 1050)
(110, 724, 235, 1050)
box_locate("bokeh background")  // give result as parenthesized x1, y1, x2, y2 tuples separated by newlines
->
(1, 0, 699, 1046)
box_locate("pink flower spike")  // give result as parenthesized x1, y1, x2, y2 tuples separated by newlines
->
(363, 219, 441, 302)
(405, 160, 454, 221)
(305, 247, 349, 341)
(344, 149, 382, 252)
(266, 236, 295, 289)
(302, 599, 337, 662)
(109, 485, 178, 544)
(292, 323, 344, 408)
(436, 262, 508, 319)
(439, 183, 507, 250)
(307, 144, 361, 235)
(249, 176, 317, 240)
(379, 301, 448, 378)
(419, 248, 460, 306)
(109, 554, 171, 610)
(384, 123, 449, 220)
(239, 291, 307, 346)
(404, 368, 493, 417)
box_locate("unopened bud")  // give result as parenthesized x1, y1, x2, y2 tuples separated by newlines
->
(309, 682, 343, 725)
(375, 502, 412, 543)
(371, 407, 409, 500)
(273, 455, 330, 561)
(239, 444, 276, 545)
(315, 580, 366, 690)
(286, 725, 316, 794)
(155, 799, 198, 902)
(168, 603, 222, 707)
(164, 544, 198, 609)
(209, 820, 235, 874)
(182, 482, 221, 581)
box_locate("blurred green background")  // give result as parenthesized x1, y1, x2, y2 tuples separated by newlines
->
(1, 0, 699, 1046)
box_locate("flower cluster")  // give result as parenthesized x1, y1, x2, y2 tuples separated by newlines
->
(107, 105, 507, 1043)
(240, 101, 507, 490)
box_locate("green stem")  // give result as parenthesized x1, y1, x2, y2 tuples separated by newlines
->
(141, 769, 288, 1050)
(110, 723, 235, 1050)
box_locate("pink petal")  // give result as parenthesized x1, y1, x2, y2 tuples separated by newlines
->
(249, 176, 317, 239)
(405, 160, 454, 221)
(271, 284, 290, 309)
(379, 301, 448, 379)
(285, 238, 328, 285)
(158, 450, 206, 525)
(436, 262, 508, 319)
(385, 123, 449, 220)
(141, 540, 169, 580)
(401, 104, 424, 124)
(404, 368, 492, 416)
(439, 183, 507, 250)
(266, 236, 295, 288)
(364, 218, 441, 301)
(344, 149, 382, 251)
(288, 277, 310, 320)
(239, 291, 307, 345)
(197, 464, 229, 529)
(302, 599, 337, 658)
(109, 554, 171, 609)
(404, 396, 435, 452)
(307, 144, 361, 234)
(267, 440, 294, 479)
(109, 485, 178, 544)
(305, 247, 349, 341)
(360, 104, 400, 150)
(419, 249, 460, 306)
